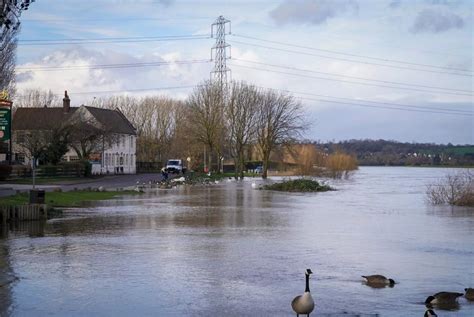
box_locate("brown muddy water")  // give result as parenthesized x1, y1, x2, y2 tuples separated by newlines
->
(0, 167, 473, 316)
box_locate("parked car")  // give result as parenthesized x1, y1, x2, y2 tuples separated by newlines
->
(164, 159, 186, 174)
(254, 165, 263, 174)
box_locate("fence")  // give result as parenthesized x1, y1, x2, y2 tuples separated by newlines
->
(0, 204, 48, 227)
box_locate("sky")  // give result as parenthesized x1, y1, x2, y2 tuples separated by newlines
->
(13, 0, 473, 144)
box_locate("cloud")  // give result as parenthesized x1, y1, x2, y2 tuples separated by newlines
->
(15, 46, 206, 104)
(411, 8, 464, 33)
(269, 0, 358, 25)
(389, 0, 402, 8)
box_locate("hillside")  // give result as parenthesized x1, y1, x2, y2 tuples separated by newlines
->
(319, 139, 474, 167)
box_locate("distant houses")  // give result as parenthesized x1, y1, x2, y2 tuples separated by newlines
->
(12, 91, 137, 174)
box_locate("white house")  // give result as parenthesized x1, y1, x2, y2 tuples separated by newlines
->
(12, 91, 137, 174)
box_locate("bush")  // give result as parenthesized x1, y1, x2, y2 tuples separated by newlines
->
(0, 164, 12, 180)
(426, 171, 474, 207)
(325, 152, 358, 179)
(263, 178, 333, 192)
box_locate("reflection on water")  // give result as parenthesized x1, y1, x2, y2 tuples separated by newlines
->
(0, 167, 473, 316)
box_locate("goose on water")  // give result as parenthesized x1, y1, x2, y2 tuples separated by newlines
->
(465, 288, 474, 301)
(291, 269, 315, 317)
(424, 309, 437, 317)
(361, 275, 395, 286)
(425, 292, 463, 305)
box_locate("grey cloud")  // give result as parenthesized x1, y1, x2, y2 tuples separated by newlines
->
(270, 0, 358, 25)
(411, 8, 464, 33)
(389, 0, 402, 8)
(16, 72, 34, 83)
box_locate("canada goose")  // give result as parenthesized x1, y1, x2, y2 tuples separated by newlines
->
(361, 275, 395, 286)
(465, 288, 474, 301)
(425, 292, 463, 305)
(251, 182, 257, 188)
(291, 269, 315, 317)
(424, 309, 437, 317)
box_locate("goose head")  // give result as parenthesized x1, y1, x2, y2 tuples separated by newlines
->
(305, 269, 313, 276)
(425, 296, 436, 305)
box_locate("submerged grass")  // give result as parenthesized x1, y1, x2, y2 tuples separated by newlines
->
(263, 178, 333, 192)
(0, 190, 140, 207)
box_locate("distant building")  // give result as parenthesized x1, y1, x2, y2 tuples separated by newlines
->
(12, 91, 137, 174)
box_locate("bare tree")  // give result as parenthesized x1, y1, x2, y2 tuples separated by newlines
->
(225, 81, 260, 179)
(426, 171, 474, 206)
(256, 90, 305, 179)
(186, 81, 225, 171)
(0, 27, 17, 96)
(13, 89, 60, 110)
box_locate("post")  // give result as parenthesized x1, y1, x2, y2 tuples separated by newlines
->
(32, 157, 36, 190)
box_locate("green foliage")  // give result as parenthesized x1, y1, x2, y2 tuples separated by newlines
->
(82, 160, 92, 177)
(263, 178, 333, 192)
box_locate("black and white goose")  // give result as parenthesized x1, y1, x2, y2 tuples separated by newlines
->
(291, 269, 315, 317)
(425, 292, 463, 305)
(361, 274, 395, 286)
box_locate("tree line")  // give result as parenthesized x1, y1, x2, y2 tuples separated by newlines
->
(13, 81, 306, 179)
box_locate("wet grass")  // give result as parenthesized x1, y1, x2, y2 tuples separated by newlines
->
(263, 179, 333, 192)
(0, 190, 140, 207)
(5, 176, 104, 185)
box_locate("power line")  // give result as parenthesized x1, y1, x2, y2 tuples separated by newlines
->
(254, 85, 473, 116)
(229, 40, 472, 78)
(16, 59, 210, 72)
(233, 58, 472, 94)
(254, 86, 472, 115)
(296, 96, 473, 116)
(16, 85, 196, 97)
(230, 63, 473, 97)
(233, 34, 472, 74)
(18, 34, 210, 46)
(22, 16, 213, 23)
(20, 34, 209, 42)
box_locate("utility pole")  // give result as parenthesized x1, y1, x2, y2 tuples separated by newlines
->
(211, 16, 231, 90)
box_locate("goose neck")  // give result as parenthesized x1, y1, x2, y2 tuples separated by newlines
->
(305, 274, 310, 292)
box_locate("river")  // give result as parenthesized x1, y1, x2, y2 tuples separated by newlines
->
(1, 167, 473, 316)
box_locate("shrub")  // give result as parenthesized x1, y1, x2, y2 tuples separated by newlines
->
(426, 171, 474, 207)
(0, 164, 12, 180)
(325, 152, 358, 179)
(263, 178, 333, 192)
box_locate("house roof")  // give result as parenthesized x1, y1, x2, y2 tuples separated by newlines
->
(12, 107, 78, 130)
(84, 106, 136, 135)
(13, 106, 136, 135)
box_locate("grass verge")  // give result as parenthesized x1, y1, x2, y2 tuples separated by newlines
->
(0, 190, 140, 207)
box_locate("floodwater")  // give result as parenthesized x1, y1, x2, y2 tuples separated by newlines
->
(1, 167, 473, 316)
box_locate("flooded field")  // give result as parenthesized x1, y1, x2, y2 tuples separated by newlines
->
(1, 167, 473, 316)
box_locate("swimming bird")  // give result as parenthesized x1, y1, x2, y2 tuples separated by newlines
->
(251, 182, 257, 189)
(424, 309, 437, 317)
(425, 292, 463, 305)
(291, 269, 315, 317)
(465, 288, 474, 301)
(361, 275, 395, 286)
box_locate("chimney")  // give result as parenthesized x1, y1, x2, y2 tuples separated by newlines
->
(63, 90, 70, 112)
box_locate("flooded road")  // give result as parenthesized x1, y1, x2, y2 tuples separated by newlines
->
(1, 167, 473, 316)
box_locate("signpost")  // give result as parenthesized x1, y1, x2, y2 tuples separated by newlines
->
(0, 92, 13, 164)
